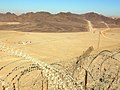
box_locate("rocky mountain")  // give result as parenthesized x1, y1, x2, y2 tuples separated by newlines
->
(0, 12, 17, 22)
(0, 12, 119, 32)
(80, 12, 120, 28)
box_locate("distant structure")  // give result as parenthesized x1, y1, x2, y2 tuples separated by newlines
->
(18, 41, 31, 45)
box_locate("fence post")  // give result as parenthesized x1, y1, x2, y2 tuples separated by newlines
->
(85, 70, 88, 90)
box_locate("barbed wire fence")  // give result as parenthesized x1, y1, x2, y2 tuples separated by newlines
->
(0, 41, 82, 90)
(51, 48, 120, 90)
(0, 41, 120, 90)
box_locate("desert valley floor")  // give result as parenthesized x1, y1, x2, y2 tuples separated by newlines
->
(0, 28, 120, 90)
(0, 28, 119, 63)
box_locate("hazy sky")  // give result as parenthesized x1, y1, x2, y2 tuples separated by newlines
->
(0, 0, 119, 16)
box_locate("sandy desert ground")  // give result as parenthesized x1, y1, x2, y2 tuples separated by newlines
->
(0, 28, 120, 90)
(0, 28, 119, 63)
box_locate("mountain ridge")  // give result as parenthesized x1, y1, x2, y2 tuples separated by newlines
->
(0, 12, 120, 32)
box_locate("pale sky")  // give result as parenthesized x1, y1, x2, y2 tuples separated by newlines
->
(0, 0, 120, 16)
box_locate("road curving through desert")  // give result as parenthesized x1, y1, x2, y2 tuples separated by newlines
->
(86, 20, 120, 41)
(86, 20, 93, 32)
(100, 22, 120, 41)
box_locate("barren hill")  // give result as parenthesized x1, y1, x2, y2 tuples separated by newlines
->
(80, 12, 120, 28)
(0, 12, 17, 22)
(0, 12, 120, 32)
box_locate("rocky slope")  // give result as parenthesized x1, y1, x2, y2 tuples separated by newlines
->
(0, 12, 17, 22)
(0, 12, 119, 32)
(80, 12, 120, 28)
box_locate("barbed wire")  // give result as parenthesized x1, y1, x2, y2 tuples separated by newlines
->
(0, 41, 82, 90)
(0, 41, 120, 90)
